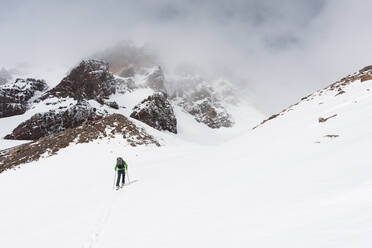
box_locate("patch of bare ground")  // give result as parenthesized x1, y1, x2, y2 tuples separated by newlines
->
(324, 134, 339, 138)
(0, 114, 159, 173)
(318, 114, 337, 123)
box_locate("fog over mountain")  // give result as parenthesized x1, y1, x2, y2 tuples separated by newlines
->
(2, 2, 372, 246)
(1, 0, 372, 113)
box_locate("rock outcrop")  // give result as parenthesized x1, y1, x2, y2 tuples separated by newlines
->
(0, 114, 160, 173)
(0, 78, 48, 118)
(186, 100, 233, 129)
(4, 101, 104, 140)
(91, 44, 238, 130)
(40, 60, 116, 102)
(130, 92, 177, 133)
(117, 65, 166, 93)
(170, 77, 234, 128)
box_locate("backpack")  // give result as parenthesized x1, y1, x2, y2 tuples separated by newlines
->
(117, 157, 124, 169)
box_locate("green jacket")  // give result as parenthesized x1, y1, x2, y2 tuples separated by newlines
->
(115, 159, 128, 171)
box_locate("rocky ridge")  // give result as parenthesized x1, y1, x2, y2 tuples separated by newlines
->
(0, 114, 159, 173)
(4, 60, 120, 140)
(130, 92, 177, 134)
(40, 60, 116, 102)
(0, 78, 48, 118)
(93, 44, 237, 128)
(253, 65, 372, 129)
(2, 56, 240, 143)
(5, 101, 104, 140)
(3, 60, 179, 140)
(169, 76, 235, 128)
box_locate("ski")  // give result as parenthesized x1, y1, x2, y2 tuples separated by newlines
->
(114, 179, 138, 190)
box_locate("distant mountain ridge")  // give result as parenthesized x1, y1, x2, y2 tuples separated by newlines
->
(2, 57, 244, 142)
(253, 64, 372, 130)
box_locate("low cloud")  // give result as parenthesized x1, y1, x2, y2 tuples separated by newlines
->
(1, 0, 371, 113)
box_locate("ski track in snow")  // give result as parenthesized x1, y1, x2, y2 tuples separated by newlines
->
(83, 176, 139, 248)
(83, 192, 119, 248)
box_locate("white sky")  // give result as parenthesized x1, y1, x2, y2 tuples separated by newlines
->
(1, 0, 372, 113)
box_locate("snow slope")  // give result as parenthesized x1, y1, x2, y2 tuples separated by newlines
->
(1, 74, 372, 247)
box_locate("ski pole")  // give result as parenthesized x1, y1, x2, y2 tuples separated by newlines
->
(113, 171, 117, 190)
(126, 167, 130, 184)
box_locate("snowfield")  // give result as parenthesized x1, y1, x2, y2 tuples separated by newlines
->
(1, 77, 372, 247)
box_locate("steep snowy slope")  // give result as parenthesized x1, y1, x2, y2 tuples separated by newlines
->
(1, 67, 372, 248)
(95, 70, 372, 248)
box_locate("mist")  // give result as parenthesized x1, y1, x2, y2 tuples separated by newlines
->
(1, 0, 372, 114)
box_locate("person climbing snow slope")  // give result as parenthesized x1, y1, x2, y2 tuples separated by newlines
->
(115, 157, 128, 190)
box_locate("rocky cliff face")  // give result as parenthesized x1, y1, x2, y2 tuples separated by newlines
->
(2, 55, 241, 144)
(4, 60, 120, 140)
(116, 64, 234, 129)
(93, 44, 238, 129)
(169, 76, 234, 128)
(130, 92, 177, 133)
(0, 78, 48, 118)
(40, 60, 116, 102)
(5, 101, 104, 140)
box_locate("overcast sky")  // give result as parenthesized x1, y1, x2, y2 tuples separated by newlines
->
(1, 0, 372, 113)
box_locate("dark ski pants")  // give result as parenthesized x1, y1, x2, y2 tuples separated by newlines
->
(116, 170, 125, 187)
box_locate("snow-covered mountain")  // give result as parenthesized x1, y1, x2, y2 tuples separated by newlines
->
(93, 43, 252, 129)
(1, 57, 261, 141)
(0, 57, 262, 166)
(0, 78, 48, 118)
(1, 57, 372, 246)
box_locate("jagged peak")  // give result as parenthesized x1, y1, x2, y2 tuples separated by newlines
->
(40, 59, 115, 101)
(1, 77, 48, 91)
(74, 59, 109, 73)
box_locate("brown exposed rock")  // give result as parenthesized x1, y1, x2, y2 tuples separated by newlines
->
(335, 90, 345, 96)
(253, 114, 279, 129)
(188, 100, 233, 129)
(0, 78, 48, 118)
(324, 134, 339, 138)
(130, 92, 177, 133)
(359, 65, 372, 73)
(105, 101, 119, 109)
(170, 79, 234, 129)
(361, 74, 372, 82)
(318, 114, 337, 123)
(40, 60, 116, 101)
(0, 114, 159, 173)
(4, 101, 104, 140)
(300, 94, 311, 101)
(0, 103, 27, 118)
